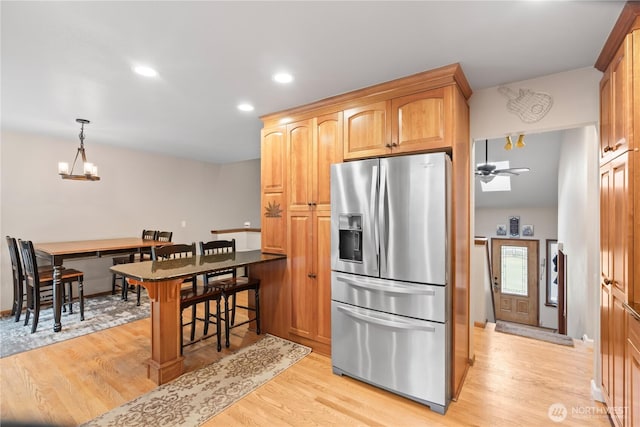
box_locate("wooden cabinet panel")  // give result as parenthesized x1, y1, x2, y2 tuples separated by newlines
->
(611, 153, 631, 298)
(391, 88, 447, 153)
(314, 113, 343, 212)
(602, 283, 612, 400)
(601, 35, 632, 163)
(261, 192, 286, 254)
(601, 166, 612, 287)
(343, 101, 391, 160)
(600, 154, 632, 298)
(628, 313, 640, 427)
(261, 126, 286, 194)
(315, 212, 332, 345)
(289, 212, 314, 339)
(287, 120, 313, 211)
(261, 125, 287, 254)
(612, 294, 626, 427)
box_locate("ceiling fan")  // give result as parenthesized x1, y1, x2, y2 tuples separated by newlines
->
(475, 139, 530, 183)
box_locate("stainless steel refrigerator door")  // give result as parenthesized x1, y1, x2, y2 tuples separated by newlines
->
(332, 301, 450, 413)
(379, 153, 449, 285)
(331, 159, 379, 276)
(331, 271, 447, 322)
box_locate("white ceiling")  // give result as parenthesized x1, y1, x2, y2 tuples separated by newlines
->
(474, 131, 563, 209)
(1, 1, 624, 164)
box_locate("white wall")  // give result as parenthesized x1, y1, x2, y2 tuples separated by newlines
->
(0, 130, 261, 310)
(557, 126, 600, 340)
(475, 207, 558, 329)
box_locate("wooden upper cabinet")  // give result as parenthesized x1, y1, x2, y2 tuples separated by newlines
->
(261, 125, 287, 254)
(343, 101, 391, 160)
(287, 120, 313, 211)
(288, 114, 343, 212)
(601, 34, 632, 164)
(261, 126, 286, 194)
(391, 88, 448, 153)
(314, 113, 343, 211)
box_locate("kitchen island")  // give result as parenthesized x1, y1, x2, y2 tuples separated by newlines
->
(111, 250, 285, 384)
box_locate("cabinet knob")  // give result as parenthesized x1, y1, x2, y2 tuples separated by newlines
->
(391, 143, 398, 147)
(604, 278, 613, 285)
(307, 202, 312, 206)
(385, 143, 392, 148)
(308, 273, 317, 279)
(603, 146, 613, 153)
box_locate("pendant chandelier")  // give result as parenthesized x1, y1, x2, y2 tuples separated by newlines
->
(58, 118, 100, 181)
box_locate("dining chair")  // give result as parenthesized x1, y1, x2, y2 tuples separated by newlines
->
(152, 243, 222, 353)
(156, 231, 173, 243)
(199, 240, 238, 347)
(7, 236, 59, 322)
(112, 229, 158, 305)
(19, 239, 85, 333)
(200, 239, 261, 348)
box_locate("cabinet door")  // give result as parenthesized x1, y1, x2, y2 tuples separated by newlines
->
(600, 165, 612, 286)
(287, 120, 313, 211)
(602, 36, 632, 163)
(262, 193, 286, 254)
(314, 112, 343, 212)
(261, 126, 287, 254)
(391, 88, 448, 153)
(601, 282, 612, 401)
(261, 126, 286, 194)
(628, 314, 640, 427)
(611, 153, 630, 298)
(343, 101, 391, 160)
(314, 211, 332, 345)
(600, 68, 613, 162)
(612, 294, 626, 427)
(289, 211, 314, 339)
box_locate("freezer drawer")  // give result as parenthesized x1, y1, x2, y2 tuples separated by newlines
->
(332, 301, 450, 413)
(332, 271, 448, 322)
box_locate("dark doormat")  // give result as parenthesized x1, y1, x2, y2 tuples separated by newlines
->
(495, 320, 575, 347)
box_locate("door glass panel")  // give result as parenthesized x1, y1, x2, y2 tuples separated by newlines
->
(501, 246, 528, 296)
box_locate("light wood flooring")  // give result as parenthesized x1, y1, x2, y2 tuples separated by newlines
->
(1, 304, 610, 426)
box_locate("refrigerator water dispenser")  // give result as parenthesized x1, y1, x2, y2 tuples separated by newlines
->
(338, 214, 362, 262)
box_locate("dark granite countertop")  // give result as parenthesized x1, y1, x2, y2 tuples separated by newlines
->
(110, 249, 285, 282)
(625, 302, 640, 322)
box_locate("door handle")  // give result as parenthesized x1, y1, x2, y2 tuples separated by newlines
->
(493, 277, 500, 291)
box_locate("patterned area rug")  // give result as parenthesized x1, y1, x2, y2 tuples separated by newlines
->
(82, 334, 311, 427)
(495, 320, 575, 347)
(0, 293, 150, 358)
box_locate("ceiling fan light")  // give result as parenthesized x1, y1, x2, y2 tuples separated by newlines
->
(479, 174, 495, 184)
(504, 136, 513, 151)
(516, 134, 525, 148)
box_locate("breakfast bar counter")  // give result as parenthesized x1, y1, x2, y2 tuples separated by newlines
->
(111, 250, 286, 385)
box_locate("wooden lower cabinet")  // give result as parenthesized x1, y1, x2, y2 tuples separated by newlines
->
(288, 210, 331, 355)
(628, 313, 640, 427)
(602, 285, 627, 427)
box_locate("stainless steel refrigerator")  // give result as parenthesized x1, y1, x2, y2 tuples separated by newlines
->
(330, 152, 452, 414)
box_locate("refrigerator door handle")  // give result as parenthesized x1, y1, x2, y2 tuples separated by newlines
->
(378, 162, 388, 274)
(370, 164, 379, 267)
(336, 305, 437, 332)
(336, 275, 437, 296)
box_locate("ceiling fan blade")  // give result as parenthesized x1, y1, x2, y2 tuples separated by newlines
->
(493, 167, 530, 176)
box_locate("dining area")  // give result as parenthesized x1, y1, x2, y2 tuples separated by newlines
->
(3, 226, 285, 384)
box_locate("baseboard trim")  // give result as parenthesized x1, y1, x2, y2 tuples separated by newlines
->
(590, 379, 605, 403)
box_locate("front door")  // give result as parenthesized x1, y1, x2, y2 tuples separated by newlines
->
(491, 238, 539, 326)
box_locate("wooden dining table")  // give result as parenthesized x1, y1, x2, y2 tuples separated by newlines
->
(110, 250, 286, 385)
(34, 237, 172, 333)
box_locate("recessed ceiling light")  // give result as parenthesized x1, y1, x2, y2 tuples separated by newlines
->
(237, 103, 255, 112)
(273, 72, 294, 84)
(133, 65, 158, 78)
